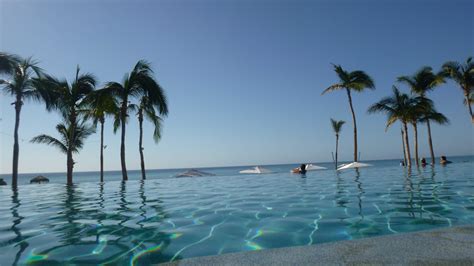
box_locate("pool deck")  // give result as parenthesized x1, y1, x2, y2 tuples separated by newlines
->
(162, 225, 474, 265)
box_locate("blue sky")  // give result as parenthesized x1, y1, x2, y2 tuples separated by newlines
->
(0, 0, 473, 174)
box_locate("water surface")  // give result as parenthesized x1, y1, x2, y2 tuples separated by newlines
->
(0, 158, 473, 265)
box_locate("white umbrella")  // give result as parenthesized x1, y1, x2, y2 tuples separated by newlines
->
(240, 166, 272, 174)
(305, 164, 327, 171)
(337, 162, 372, 171)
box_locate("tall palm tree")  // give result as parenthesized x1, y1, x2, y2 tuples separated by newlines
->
(330, 119, 345, 169)
(400, 128, 407, 166)
(368, 86, 422, 168)
(0, 53, 48, 187)
(419, 108, 449, 163)
(398, 67, 445, 164)
(408, 97, 434, 167)
(128, 95, 167, 179)
(105, 60, 168, 181)
(81, 89, 119, 182)
(442, 57, 474, 123)
(411, 119, 420, 167)
(31, 121, 95, 183)
(323, 64, 375, 162)
(35, 66, 96, 184)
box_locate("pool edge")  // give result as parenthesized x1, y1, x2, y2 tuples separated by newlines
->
(160, 225, 474, 265)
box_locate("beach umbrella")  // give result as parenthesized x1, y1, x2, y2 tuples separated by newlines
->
(337, 162, 372, 171)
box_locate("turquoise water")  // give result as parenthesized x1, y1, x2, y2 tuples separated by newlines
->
(0, 157, 473, 265)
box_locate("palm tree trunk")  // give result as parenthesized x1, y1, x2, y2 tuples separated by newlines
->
(403, 122, 412, 168)
(346, 89, 358, 162)
(12, 96, 21, 187)
(138, 109, 146, 180)
(464, 91, 473, 123)
(413, 123, 419, 167)
(120, 102, 128, 181)
(66, 111, 76, 185)
(66, 150, 74, 185)
(426, 119, 435, 165)
(401, 128, 407, 166)
(100, 119, 104, 183)
(335, 134, 339, 169)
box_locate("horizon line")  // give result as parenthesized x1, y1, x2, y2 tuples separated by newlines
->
(1, 153, 472, 176)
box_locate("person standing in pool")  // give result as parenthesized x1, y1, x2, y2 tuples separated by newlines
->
(299, 164, 307, 174)
(421, 158, 427, 167)
(440, 156, 452, 165)
(292, 164, 307, 174)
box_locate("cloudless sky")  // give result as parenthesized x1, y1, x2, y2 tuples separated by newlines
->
(0, 0, 473, 174)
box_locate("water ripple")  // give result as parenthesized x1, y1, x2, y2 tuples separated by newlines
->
(0, 161, 473, 265)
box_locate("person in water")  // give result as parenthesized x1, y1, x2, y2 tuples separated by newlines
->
(292, 164, 307, 174)
(440, 155, 452, 165)
(400, 160, 405, 166)
(420, 158, 427, 167)
(299, 164, 307, 174)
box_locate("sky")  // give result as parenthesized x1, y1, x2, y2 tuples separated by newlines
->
(0, 0, 473, 174)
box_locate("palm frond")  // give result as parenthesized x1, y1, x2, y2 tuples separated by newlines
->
(143, 105, 164, 142)
(332, 64, 350, 83)
(442, 57, 474, 96)
(348, 70, 375, 91)
(330, 118, 345, 134)
(113, 113, 121, 133)
(368, 86, 418, 130)
(80, 87, 119, 125)
(137, 75, 169, 115)
(71, 121, 95, 153)
(385, 115, 399, 131)
(398, 66, 444, 95)
(321, 84, 344, 95)
(419, 111, 450, 125)
(397, 76, 416, 90)
(30, 134, 67, 154)
(0, 52, 21, 75)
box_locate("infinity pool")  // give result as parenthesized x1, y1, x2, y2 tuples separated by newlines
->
(1, 160, 473, 265)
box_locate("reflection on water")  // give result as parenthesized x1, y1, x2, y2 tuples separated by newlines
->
(0, 162, 473, 265)
(11, 187, 28, 266)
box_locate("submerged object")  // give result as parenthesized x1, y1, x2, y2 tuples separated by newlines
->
(337, 162, 372, 171)
(30, 175, 50, 184)
(0, 178, 6, 186)
(239, 166, 272, 174)
(175, 169, 215, 178)
(291, 164, 326, 173)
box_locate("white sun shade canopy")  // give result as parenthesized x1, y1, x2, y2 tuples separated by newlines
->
(239, 166, 272, 174)
(337, 162, 372, 171)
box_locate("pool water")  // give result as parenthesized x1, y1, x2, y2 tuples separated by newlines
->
(0, 159, 473, 265)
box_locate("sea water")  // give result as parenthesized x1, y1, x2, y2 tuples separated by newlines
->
(0, 156, 473, 265)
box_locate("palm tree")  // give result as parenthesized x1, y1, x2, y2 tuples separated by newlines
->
(408, 97, 434, 167)
(368, 86, 422, 168)
(419, 108, 449, 163)
(411, 119, 420, 167)
(81, 89, 119, 182)
(35, 66, 96, 184)
(442, 57, 474, 123)
(31, 121, 95, 182)
(128, 95, 166, 179)
(398, 67, 445, 164)
(105, 60, 168, 181)
(400, 128, 407, 166)
(330, 119, 345, 169)
(0, 53, 48, 187)
(323, 64, 375, 162)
